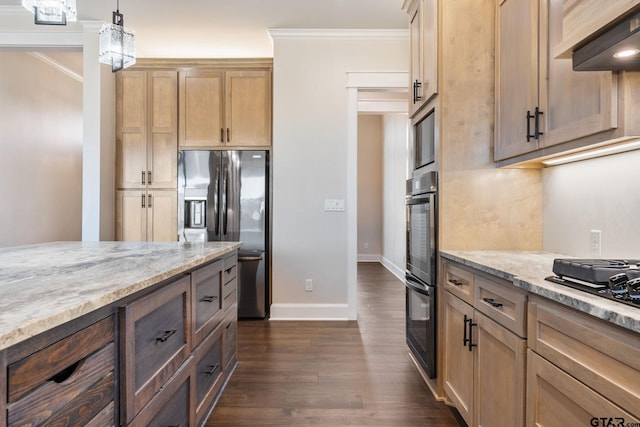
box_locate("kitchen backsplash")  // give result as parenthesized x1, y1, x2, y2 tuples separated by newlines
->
(543, 148, 640, 258)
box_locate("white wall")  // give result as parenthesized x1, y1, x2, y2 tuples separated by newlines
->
(0, 52, 83, 247)
(543, 150, 640, 258)
(382, 114, 409, 278)
(357, 115, 383, 261)
(270, 35, 408, 319)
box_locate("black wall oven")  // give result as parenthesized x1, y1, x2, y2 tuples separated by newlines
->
(405, 170, 437, 379)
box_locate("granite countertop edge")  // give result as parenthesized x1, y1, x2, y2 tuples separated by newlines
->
(0, 241, 242, 351)
(440, 250, 640, 333)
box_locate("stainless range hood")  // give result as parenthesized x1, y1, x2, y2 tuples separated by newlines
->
(573, 12, 640, 71)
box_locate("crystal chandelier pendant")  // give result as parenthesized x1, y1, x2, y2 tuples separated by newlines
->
(22, 0, 77, 25)
(99, 10, 136, 73)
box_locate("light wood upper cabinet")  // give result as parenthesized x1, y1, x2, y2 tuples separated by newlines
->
(225, 71, 272, 147)
(495, 0, 617, 163)
(178, 71, 224, 148)
(117, 70, 178, 189)
(179, 69, 272, 149)
(555, 0, 640, 58)
(407, 0, 438, 117)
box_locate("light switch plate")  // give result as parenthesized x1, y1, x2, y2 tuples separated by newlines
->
(324, 199, 345, 212)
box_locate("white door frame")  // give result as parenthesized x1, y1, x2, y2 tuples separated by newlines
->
(346, 71, 408, 319)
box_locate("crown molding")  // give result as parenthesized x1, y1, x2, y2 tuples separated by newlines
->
(267, 28, 408, 41)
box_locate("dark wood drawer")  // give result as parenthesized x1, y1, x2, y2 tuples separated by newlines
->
(192, 260, 224, 346)
(7, 316, 115, 426)
(222, 278, 237, 310)
(128, 358, 194, 427)
(222, 306, 237, 371)
(120, 275, 191, 424)
(223, 253, 237, 284)
(195, 323, 224, 424)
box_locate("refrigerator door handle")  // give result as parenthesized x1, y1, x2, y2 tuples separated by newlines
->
(222, 166, 228, 236)
(213, 172, 220, 236)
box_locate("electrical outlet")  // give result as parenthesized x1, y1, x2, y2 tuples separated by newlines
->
(305, 279, 313, 292)
(590, 230, 602, 256)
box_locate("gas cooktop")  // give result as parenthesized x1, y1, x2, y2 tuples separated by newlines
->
(546, 259, 640, 308)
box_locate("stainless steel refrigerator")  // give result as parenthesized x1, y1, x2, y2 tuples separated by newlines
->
(178, 150, 269, 318)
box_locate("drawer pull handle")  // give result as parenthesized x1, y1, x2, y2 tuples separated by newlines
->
(204, 363, 220, 376)
(156, 329, 177, 343)
(201, 295, 218, 303)
(483, 297, 503, 308)
(450, 279, 463, 286)
(48, 360, 82, 383)
(226, 322, 232, 330)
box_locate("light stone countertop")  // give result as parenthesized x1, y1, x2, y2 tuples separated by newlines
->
(440, 250, 640, 333)
(0, 241, 241, 351)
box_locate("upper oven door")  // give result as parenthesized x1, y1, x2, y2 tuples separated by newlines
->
(406, 192, 436, 287)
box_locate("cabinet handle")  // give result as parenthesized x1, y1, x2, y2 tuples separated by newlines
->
(220, 128, 224, 143)
(534, 107, 544, 139)
(483, 297, 503, 308)
(156, 329, 177, 343)
(413, 79, 423, 103)
(201, 295, 218, 303)
(468, 319, 477, 352)
(526, 110, 536, 142)
(141, 193, 145, 208)
(463, 314, 470, 347)
(204, 363, 220, 376)
(147, 170, 152, 184)
(227, 127, 230, 142)
(226, 322, 232, 330)
(148, 194, 152, 208)
(450, 279, 463, 287)
(141, 171, 146, 185)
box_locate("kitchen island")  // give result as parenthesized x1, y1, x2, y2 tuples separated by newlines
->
(438, 250, 640, 426)
(0, 241, 241, 427)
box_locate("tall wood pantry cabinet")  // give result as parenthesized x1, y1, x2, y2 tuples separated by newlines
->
(116, 70, 178, 242)
(115, 59, 273, 242)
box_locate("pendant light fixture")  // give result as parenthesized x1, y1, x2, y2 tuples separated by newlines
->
(98, 0, 136, 73)
(22, 0, 77, 25)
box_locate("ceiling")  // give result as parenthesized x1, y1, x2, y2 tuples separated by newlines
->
(1, 0, 407, 58)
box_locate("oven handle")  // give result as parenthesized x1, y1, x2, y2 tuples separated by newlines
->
(405, 275, 434, 296)
(405, 193, 434, 205)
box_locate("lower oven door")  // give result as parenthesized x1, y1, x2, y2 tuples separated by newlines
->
(406, 274, 436, 379)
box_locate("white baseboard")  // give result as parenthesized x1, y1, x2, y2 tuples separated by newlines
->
(380, 256, 405, 282)
(357, 253, 382, 262)
(269, 303, 350, 321)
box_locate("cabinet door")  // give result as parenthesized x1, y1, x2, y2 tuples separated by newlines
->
(526, 350, 638, 426)
(225, 70, 272, 147)
(147, 190, 177, 242)
(409, 0, 422, 117)
(116, 190, 147, 241)
(117, 71, 148, 189)
(179, 71, 224, 148)
(443, 292, 474, 426)
(495, 0, 539, 160)
(408, 0, 438, 117)
(538, 0, 616, 148)
(475, 312, 526, 427)
(148, 71, 178, 189)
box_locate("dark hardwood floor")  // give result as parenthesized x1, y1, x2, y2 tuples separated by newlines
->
(206, 262, 463, 426)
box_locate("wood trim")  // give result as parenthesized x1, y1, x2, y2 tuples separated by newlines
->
(129, 58, 273, 71)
